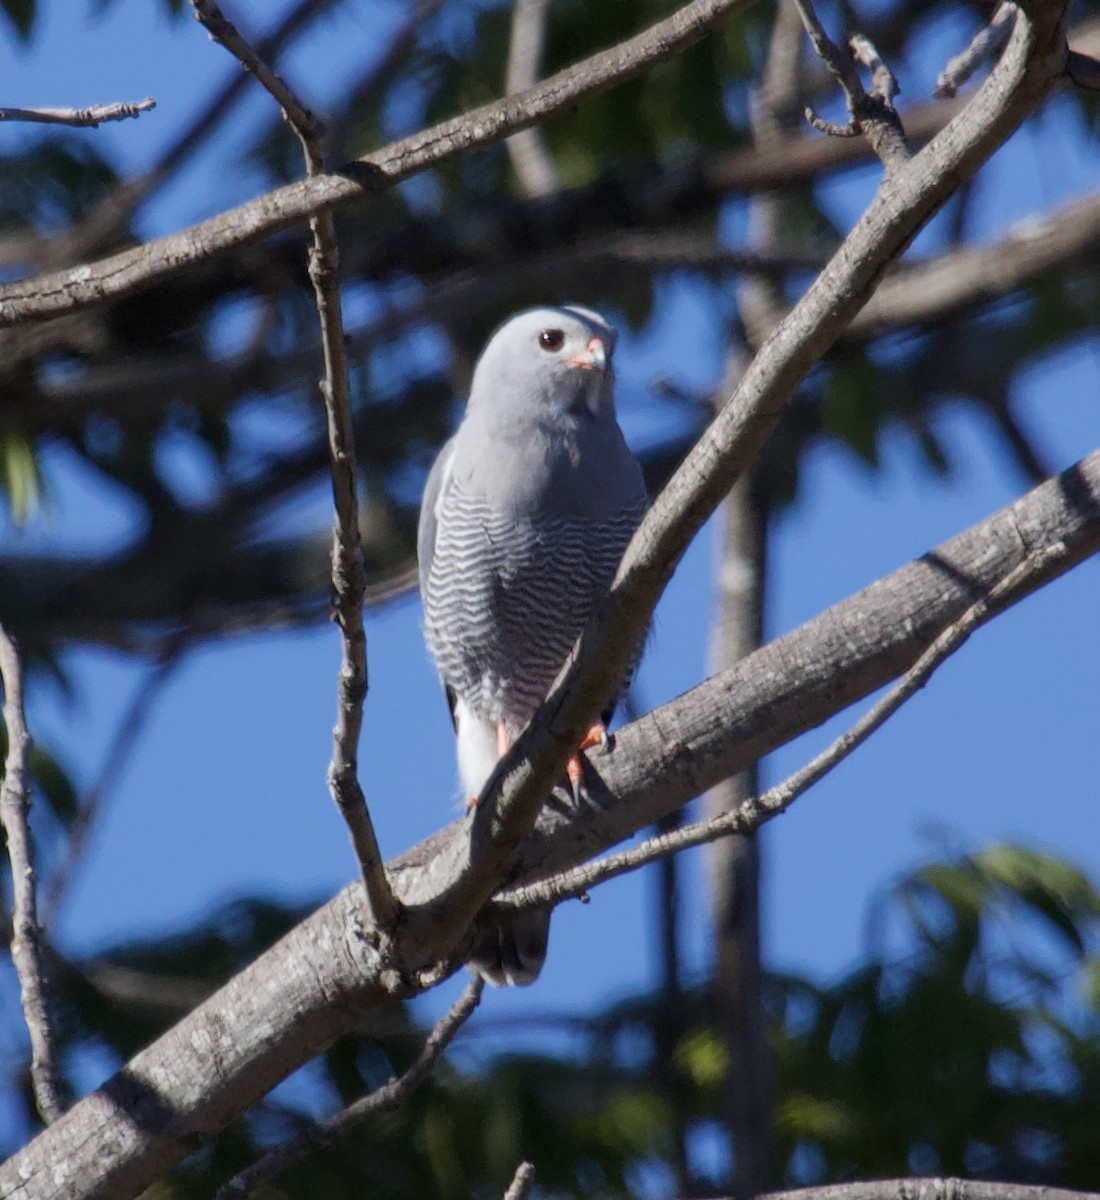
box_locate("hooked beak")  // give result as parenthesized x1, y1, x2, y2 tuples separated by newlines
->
(565, 335, 609, 375)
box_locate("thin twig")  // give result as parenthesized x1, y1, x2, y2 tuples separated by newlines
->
(503, 1161, 537, 1200)
(191, 0, 399, 928)
(936, 3, 1017, 98)
(42, 648, 184, 925)
(793, 0, 909, 169)
(495, 543, 1070, 912)
(0, 98, 155, 127)
(0, 624, 64, 1124)
(504, 0, 560, 196)
(218, 975, 485, 1199)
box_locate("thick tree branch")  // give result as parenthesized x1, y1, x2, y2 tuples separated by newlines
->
(0, 624, 64, 1125)
(191, 0, 398, 928)
(1, 448, 1097, 1200)
(0, 0, 755, 327)
(496, 542, 1068, 910)
(218, 976, 484, 1198)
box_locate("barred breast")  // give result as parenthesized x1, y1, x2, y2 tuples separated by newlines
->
(423, 481, 646, 732)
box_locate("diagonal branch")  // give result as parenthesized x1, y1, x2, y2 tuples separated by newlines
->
(218, 975, 484, 1198)
(495, 542, 1070, 911)
(191, 0, 398, 929)
(0, 624, 64, 1125)
(503, 1162, 537, 1200)
(0, 0, 756, 327)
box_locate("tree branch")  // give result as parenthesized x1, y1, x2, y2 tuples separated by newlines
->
(191, 0, 399, 929)
(496, 542, 1069, 910)
(1, 447, 1097, 1200)
(0, 99, 155, 127)
(0, 0, 756, 327)
(936, 3, 1017, 99)
(502, 1161, 537, 1200)
(753, 1181, 1100, 1200)
(218, 975, 484, 1198)
(0, 624, 64, 1125)
(504, 0, 561, 196)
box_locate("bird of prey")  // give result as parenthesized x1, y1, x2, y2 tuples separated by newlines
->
(418, 305, 648, 984)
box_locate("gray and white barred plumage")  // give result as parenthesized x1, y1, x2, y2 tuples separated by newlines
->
(418, 305, 648, 985)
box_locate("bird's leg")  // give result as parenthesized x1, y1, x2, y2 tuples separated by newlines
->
(466, 724, 513, 813)
(566, 722, 608, 805)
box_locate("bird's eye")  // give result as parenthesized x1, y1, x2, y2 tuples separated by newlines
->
(538, 328, 565, 351)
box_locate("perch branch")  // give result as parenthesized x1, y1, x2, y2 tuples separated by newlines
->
(496, 543, 1069, 910)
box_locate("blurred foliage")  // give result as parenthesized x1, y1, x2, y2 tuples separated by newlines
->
(4, 843, 1098, 1198)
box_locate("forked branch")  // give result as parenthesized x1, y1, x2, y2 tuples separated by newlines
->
(191, 0, 398, 929)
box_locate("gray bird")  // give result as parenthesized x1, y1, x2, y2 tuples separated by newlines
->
(418, 305, 648, 984)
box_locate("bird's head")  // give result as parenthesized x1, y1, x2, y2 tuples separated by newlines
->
(468, 305, 618, 426)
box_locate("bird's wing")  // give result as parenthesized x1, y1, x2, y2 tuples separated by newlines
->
(417, 435, 460, 727)
(417, 435, 456, 598)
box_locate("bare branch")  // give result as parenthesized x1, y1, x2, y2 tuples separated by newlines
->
(190, 0, 398, 929)
(503, 1161, 537, 1200)
(505, 0, 561, 196)
(849, 33, 898, 107)
(794, 0, 909, 168)
(218, 975, 484, 1199)
(755, 1180, 1100, 1200)
(849, 186, 1100, 336)
(192, 1, 321, 142)
(0, 98, 155, 128)
(0, 0, 755, 327)
(495, 542, 1069, 911)
(0, 624, 64, 1125)
(936, 3, 1017, 99)
(1, 446, 1096, 1200)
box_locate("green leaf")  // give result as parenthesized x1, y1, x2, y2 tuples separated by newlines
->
(0, 431, 41, 522)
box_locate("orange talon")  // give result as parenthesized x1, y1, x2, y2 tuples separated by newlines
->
(566, 723, 608, 804)
(578, 722, 608, 752)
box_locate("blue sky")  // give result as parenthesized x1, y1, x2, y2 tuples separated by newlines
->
(5, 0, 1100, 1082)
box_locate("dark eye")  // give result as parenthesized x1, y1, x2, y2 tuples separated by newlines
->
(538, 328, 565, 351)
